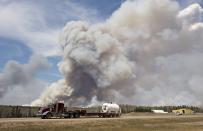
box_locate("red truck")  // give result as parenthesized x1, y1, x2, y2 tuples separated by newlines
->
(37, 102, 121, 119)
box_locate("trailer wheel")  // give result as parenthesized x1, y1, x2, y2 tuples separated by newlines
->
(74, 113, 80, 118)
(69, 113, 73, 118)
(64, 113, 69, 118)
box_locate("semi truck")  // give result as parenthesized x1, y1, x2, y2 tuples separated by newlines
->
(37, 101, 121, 119)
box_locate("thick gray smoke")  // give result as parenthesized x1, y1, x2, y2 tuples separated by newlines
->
(0, 55, 50, 98)
(32, 0, 203, 106)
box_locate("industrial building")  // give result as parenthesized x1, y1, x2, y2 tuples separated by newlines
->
(172, 108, 194, 115)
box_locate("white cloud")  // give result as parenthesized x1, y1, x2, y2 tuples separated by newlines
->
(178, 3, 203, 25)
(63, 1, 101, 23)
(0, 1, 100, 57)
(0, 2, 60, 56)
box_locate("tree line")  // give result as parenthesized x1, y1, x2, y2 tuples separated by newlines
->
(0, 105, 202, 118)
(120, 105, 203, 113)
(0, 105, 39, 118)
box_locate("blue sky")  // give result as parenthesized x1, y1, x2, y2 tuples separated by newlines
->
(0, 0, 202, 84)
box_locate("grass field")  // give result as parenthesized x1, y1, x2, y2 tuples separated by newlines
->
(1, 113, 203, 131)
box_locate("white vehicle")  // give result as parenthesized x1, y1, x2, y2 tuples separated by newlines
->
(101, 103, 121, 117)
(152, 110, 168, 114)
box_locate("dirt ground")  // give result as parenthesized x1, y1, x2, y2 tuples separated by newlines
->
(1, 113, 203, 131)
(0, 113, 202, 123)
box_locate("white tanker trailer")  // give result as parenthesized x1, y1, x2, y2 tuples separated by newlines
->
(101, 103, 121, 117)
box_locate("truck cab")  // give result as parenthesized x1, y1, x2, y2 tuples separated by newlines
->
(37, 101, 65, 119)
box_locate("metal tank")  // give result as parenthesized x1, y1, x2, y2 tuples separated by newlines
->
(101, 103, 121, 116)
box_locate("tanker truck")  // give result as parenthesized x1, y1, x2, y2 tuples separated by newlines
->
(37, 102, 121, 119)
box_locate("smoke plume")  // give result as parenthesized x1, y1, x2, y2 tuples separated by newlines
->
(0, 55, 50, 99)
(32, 0, 203, 106)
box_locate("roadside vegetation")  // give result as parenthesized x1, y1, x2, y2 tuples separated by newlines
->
(0, 105, 202, 118)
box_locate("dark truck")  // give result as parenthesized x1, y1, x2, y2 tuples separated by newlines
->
(37, 102, 85, 119)
(37, 102, 121, 119)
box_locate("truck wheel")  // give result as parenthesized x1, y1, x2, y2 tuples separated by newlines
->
(46, 113, 51, 119)
(41, 115, 46, 119)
